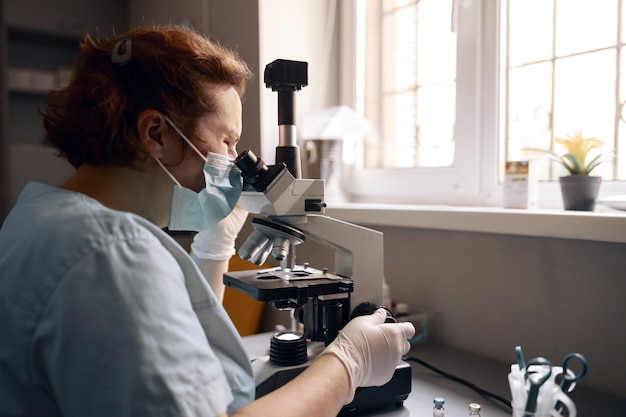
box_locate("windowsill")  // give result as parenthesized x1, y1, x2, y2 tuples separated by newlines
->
(324, 202, 626, 244)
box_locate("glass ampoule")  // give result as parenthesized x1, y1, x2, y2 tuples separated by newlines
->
(468, 403, 481, 416)
(433, 397, 445, 417)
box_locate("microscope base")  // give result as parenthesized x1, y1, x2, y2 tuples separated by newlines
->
(253, 356, 412, 415)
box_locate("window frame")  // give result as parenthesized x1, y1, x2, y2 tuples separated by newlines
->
(338, 0, 626, 208)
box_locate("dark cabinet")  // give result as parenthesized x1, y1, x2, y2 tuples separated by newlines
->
(1, 0, 129, 213)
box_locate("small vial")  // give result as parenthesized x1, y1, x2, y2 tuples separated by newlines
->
(468, 403, 481, 416)
(382, 278, 392, 310)
(433, 397, 445, 417)
(395, 302, 409, 321)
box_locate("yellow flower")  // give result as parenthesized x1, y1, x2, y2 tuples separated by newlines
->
(554, 129, 604, 172)
(526, 129, 614, 175)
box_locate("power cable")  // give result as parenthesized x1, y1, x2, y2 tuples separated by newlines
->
(405, 356, 513, 410)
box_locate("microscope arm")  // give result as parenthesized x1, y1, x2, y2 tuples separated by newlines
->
(278, 214, 384, 309)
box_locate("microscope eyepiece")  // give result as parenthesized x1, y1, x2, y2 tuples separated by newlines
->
(235, 150, 268, 186)
(235, 149, 289, 192)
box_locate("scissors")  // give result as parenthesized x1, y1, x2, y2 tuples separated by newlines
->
(515, 345, 526, 371)
(523, 357, 552, 417)
(554, 352, 587, 412)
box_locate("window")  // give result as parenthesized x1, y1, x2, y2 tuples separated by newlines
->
(339, 0, 626, 207)
(359, 0, 457, 169)
(502, 0, 624, 181)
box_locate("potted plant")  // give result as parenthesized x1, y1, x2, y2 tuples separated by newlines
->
(526, 129, 615, 211)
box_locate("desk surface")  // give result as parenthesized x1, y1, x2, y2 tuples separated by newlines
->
(242, 333, 626, 416)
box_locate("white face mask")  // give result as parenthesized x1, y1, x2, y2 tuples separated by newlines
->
(154, 117, 243, 231)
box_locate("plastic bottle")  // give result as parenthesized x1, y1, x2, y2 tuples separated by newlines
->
(433, 397, 445, 417)
(468, 403, 481, 416)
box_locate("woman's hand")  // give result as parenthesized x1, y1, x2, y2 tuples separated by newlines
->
(318, 308, 415, 403)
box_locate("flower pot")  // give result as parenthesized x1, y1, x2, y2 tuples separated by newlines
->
(558, 175, 602, 211)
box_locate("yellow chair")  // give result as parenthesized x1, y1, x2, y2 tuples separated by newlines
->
(223, 257, 267, 336)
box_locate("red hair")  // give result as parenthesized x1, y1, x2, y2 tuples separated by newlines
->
(43, 26, 253, 168)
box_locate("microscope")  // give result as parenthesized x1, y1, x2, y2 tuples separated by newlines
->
(224, 59, 411, 415)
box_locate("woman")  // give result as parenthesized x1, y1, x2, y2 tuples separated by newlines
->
(0, 26, 414, 417)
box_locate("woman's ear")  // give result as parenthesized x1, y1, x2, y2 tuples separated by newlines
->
(137, 110, 167, 158)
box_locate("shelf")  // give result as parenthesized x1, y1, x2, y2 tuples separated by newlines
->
(8, 88, 50, 96)
(7, 26, 81, 48)
(1, 0, 129, 217)
(4, 0, 128, 41)
(7, 67, 68, 94)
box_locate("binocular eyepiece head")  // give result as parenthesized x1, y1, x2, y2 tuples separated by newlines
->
(235, 149, 288, 192)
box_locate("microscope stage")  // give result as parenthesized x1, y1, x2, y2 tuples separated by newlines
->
(223, 266, 353, 303)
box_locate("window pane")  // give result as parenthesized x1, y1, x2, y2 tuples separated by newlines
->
(363, 0, 455, 169)
(382, 4, 417, 93)
(417, 83, 455, 167)
(417, 0, 456, 85)
(503, 0, 623, 181)
(553, 51, 617, 178)
(555, 0, 617, 57)
(381, 91, 416, 167)
(507, 62, 552, 168)
(619, 52, 626, 178)
(553, 51, 616, 137)
(383, 0, 416, 13)
(508, 0, 554, 66)
(623, 0, 626, 44)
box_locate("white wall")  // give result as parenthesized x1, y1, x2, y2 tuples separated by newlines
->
(292, 225, 626, 399)
(258, 0, 339, 163)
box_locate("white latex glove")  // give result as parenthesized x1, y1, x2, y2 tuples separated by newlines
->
(318, 308, 415, 404)
(191, 205, 249, 261)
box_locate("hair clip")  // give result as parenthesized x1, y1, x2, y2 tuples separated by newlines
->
(111, 37, 132, 66)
